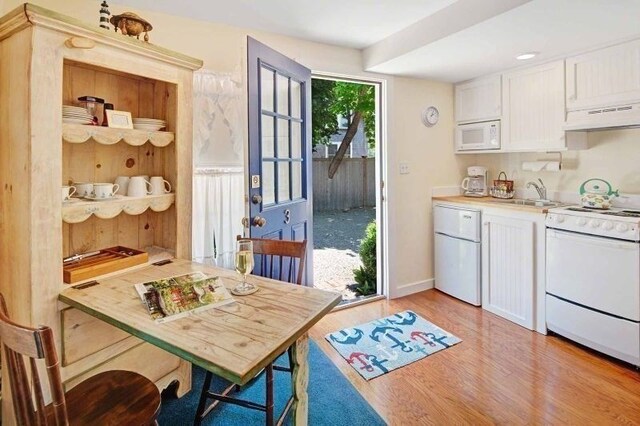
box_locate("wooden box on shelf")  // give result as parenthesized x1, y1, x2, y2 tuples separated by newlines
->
(63, 246, 148, 284)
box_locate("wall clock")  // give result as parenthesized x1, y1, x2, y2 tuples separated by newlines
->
(421, 106, 439, 127)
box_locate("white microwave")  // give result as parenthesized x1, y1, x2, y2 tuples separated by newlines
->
(456, 120, 500, 151)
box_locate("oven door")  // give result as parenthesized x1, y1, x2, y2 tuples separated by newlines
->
(547, 229, 640, 321)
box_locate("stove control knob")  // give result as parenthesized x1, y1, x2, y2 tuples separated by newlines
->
(589, 219, 600, 228)
(616, 223, 629, 233)
(576, 218, 587, 226)
(554, 215, 565, 223)
(602, 221, 614, 231)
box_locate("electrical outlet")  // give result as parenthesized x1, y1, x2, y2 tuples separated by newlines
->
(399, 162, 410, 175)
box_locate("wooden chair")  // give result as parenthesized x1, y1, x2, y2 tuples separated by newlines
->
(195, 237, 307, 426)
(0, 293, 161, 426)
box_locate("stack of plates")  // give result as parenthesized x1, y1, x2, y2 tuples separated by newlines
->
(133, 118, 166, 131)
(63, 105, 93, 125)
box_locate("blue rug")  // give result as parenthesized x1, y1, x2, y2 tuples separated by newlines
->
(158, 340, 386, 425)
(325, 310, 462, 380)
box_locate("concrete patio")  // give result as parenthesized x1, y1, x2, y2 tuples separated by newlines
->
(312, 207, 375, 300)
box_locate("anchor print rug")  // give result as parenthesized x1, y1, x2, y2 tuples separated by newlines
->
(325, 310, 462, 380)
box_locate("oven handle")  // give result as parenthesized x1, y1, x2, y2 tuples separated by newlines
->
(547, 229, 639, 251)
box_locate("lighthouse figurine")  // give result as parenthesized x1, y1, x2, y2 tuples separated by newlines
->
(99, 1, 110, 30)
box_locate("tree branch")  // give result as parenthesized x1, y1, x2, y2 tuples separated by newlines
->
(327, 110, 362, 179)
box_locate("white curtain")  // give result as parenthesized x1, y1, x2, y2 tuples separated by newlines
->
(192, 70, 246, 269)
(192, 167, 244, 269)
(193, 70, 243, 165)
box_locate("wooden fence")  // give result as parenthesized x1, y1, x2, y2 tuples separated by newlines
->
(312, 157, 376, 211)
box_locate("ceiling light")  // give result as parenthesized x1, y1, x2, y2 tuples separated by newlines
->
(516, 52, 538, 60)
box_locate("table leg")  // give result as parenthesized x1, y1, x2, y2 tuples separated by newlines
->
(290, 333, 309, 426)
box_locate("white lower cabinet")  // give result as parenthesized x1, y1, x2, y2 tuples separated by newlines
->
(481, 211, 542, 331)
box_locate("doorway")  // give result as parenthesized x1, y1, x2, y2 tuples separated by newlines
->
(310, 74, 386, 305)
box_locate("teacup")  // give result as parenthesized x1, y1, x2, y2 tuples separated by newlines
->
(62, 186, 76, 202)
(92, 183, 119, 199)
(114, 176, 130, 195)
(74, 182, 93, 198)
(128, 176, 153, 197)
(150, 176, 172, 195)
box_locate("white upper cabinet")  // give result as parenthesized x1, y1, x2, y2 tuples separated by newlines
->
(502, 61, 566, 152)
(455, 75, 501, 123)
(566, 39, 640, 111)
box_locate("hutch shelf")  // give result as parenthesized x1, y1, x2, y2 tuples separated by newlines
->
(0, 4, 203, 423)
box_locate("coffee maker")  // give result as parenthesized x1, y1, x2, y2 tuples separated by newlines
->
(461, 166, 488, 197)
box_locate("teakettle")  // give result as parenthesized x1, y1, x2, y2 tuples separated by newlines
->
(580, 178, 619, 209)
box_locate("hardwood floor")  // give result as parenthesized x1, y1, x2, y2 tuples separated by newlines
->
(309, 290, 640, 425)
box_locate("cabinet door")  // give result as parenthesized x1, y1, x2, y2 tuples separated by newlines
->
(502, 61, 565, 151)
(482, 214, 534, 329)
(566, 39, 640, 111)
(455, 75, 501, 123)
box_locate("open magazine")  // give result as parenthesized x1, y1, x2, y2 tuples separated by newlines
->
(134, 272, 235, 323)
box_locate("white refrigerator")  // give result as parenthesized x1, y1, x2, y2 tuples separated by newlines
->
(434, 204, 481, 306)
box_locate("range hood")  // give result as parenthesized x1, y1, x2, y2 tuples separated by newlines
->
(564, 103, 640, 131)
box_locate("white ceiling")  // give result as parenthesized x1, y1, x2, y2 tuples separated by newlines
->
(116, 0, 640, 83)
(365, 0, 640, 82)
(114, 0, 458, 49)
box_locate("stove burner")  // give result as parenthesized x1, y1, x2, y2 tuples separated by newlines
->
(602, 210, 640, 218)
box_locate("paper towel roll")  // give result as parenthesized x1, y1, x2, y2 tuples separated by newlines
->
(544, 161, 561, 171)
(522, 161, 546, 171)
(522, 161, 561, 171)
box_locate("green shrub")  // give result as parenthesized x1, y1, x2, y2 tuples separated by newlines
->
(353, 220, 376, 296)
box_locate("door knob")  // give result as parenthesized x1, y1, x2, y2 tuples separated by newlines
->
(252, 194, 262, 204)
(252, 216, 267, 227)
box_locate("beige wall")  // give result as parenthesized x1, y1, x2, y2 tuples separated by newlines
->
(386, 77, 476, 295)
(475, 129, 640, 198)
(1, 1, 473, 296)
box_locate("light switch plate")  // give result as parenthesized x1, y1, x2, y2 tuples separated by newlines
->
(399, 162, 410, 175)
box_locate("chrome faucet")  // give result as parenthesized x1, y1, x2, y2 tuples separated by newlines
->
(527, 178, 547, 200)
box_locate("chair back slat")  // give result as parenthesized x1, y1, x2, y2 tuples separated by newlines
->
(0, 294, 69, 426)
(237, 237, 307, 285)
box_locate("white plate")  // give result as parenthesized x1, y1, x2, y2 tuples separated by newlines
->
(63, 118, 93, 124)
(63, 105, 87, 111)
(83, 195, 123, 201)
(133, 125, 164, 131)
(133, 120, 166, 125)
(133, 117, 166, 122)
(63, 114, 93, 119)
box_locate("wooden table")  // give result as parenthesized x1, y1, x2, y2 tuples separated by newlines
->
(58, 259, 341, 425)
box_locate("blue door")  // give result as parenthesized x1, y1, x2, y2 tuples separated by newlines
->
(247, 37, 313, 284)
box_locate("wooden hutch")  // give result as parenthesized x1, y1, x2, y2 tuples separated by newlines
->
(0, 4, 202, 422)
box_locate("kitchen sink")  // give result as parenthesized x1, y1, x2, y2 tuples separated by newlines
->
(491, 199, 563, 207)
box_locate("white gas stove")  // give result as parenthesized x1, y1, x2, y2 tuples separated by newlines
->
(546, 205, 640, 241)
(545, 204, 640, 366)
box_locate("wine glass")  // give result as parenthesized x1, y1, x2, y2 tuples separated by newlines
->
(233, 239, 256, 294)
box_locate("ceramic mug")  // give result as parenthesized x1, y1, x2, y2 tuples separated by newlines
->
(74, 182, 93, 198)
(128, 176, 153, 197)
(62, 185, 76, 202)
(92, 183, 119, 199)
(150, 176, 172, 195)
(114, 176, 130, 195)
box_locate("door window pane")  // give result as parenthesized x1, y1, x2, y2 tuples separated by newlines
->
(261, 67, 275, 112)
(262, 161, 275, 205)
(276, 74, 289, 115)
(277, 119, 290, 159)
(291, 80, 301, 119)
(278, 161, 290, 202)
(291, 121, 301, 159)
(261, 115, 275, 158)
(292, 161, 302, 200)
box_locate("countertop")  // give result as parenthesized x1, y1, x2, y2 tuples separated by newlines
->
(432, 195, 553, 214)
